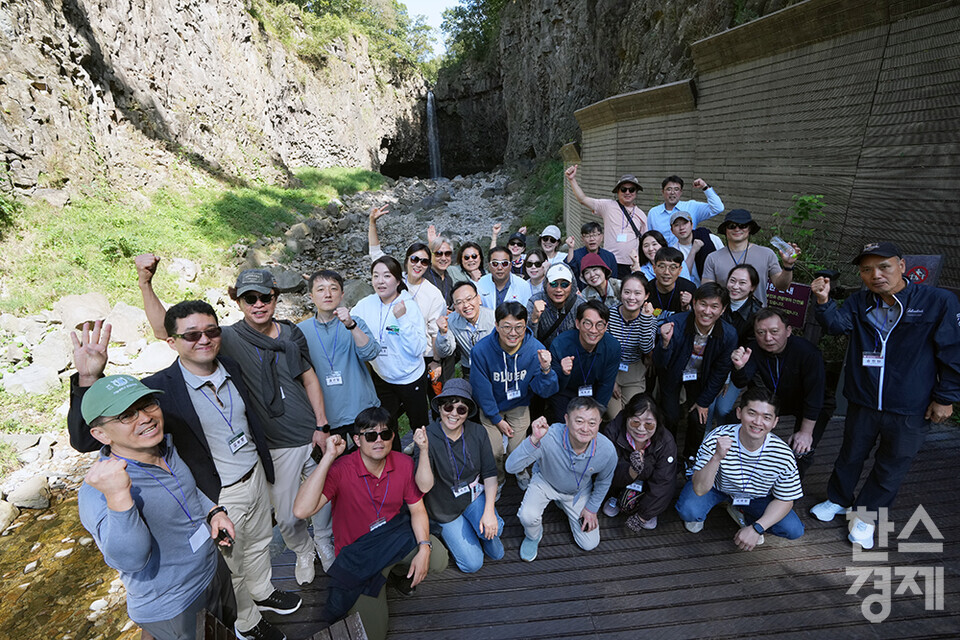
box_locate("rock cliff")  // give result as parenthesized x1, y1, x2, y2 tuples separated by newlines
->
(0, 0, 429, 194)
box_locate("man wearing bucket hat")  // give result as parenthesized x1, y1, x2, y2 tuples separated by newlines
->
(411, 378, 504, 573)
(646, 174, 725, 247)
(77, 374, 239, 639)
(701, 209, 800, 305)
(565, 165, 647, 279)
(809, 242, 960, 550)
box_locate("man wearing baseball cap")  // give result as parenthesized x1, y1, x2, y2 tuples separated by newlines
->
(77, 374, 239, 639)
(809, 242, 960, 549)
(526, 263, 586, 349)
(565, 165, 647, 278)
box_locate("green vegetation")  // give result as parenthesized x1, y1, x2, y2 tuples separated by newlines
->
(765, 193, 828, 282)
(513, 159, 564, 233)
(0, 387, 65, 435)
(0, 167, 384, 315)
(441, 0, 507, 63)
(0, 193, 22, 239)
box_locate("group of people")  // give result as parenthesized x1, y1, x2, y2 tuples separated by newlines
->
(68, 169, 960, 640)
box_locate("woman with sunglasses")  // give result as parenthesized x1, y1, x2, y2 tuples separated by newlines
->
(606, 272, 656, 419)
(538, 225, 567, 265)
(425, 226, 455, 307)
(635, 230, 692, 283)
(565, 164, 647, 279)
(411, 379, 504, 573)
(522, 248, 548, 296)
(601, 394, 677, 531)
(451, 242, 485, 284)
(351, 256, 430, 446)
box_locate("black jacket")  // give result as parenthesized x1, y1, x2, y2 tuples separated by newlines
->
(68, 356, 276, 502)
(730, 335, 825, 420)
(602, 414, 678, 520)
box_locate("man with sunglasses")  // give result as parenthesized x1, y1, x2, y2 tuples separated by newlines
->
(701, 209, 800, 305)
(135, 255, 332, 587)
(565, 165, 647, 278)
(477, 246, 532, 310)
(77, 373, 240, 639)
(69, 310, 299, 640)
(526, 263, 586, 349)
(435, 281, 496, 379)
(646, 175, 725, 247)
(293, 407, 447, 640)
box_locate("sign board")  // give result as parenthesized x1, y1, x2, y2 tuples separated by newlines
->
(765, 282, 811, 329)
(903, 255, 942, 287)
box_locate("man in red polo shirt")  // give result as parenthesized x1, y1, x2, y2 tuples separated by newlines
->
(293, 407, 447, 640)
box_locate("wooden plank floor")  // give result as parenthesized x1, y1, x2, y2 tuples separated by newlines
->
(266, 418, 959, 639)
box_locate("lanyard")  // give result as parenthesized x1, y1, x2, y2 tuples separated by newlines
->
(562, 429, 596, 491)
(625, 432, 652, 452)
(727, 245, 749, 266)
(766, 356, 781, 394)
(736, 433, 767, 494)
(254, 321, 281, 365)
(362, 473, 390, 523)
(444, 433, 471, 485)
(617, 307, 639, 359)
(502, 351, 521, 395)
(312, 317, 340, 370)
(378, 298, 398, 343)
(198, 381, 236, 434)
(654, 286, 676, 311)
(578, 349, 597, 385)
(112, 452, 195, 523)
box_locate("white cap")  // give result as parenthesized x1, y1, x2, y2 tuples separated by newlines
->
(546, 263, 573, 283)
(540, 225, 562, 240)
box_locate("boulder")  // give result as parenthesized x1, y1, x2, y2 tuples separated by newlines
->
(285, 221, 311, 240)
(325, 198, 342, 217)
(129, 341, 177, 375)
(2, 363, 60, 395)
(0, 433, 40, 452)
(105, 302, 148, 345)
(273, 268, 306, 293)
(165, 257, 199, 283)
(7, 476, 51, 509)
(31, 330, 73, 372)
(1, 343, 26, 364)
(33, 188, 71, 208)
(0, 500, 19, 531)
(53, 293, 111, 331)
(341, 279, 374, 308)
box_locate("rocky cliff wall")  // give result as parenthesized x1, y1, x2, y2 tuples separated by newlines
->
(0, 0, 428, 194)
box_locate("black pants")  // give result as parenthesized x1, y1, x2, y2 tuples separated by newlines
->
(372, 370, 430, 449)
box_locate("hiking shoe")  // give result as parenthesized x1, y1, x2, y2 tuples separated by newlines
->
(387, 571, 416, 597)
(316, 539, 336, 572)
(294, 551, 315, 585)
(811, 499, 848, 522)
(254, 589, 302, 615)
(602, 497, 620, 518)
(684, 520, 704, 533)
(626, 514, 657, 532)
(236, 619, 286, 640)
(520, 536, 540, 562)
(848, 518, 876, 549)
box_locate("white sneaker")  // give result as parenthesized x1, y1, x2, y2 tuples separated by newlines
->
(684, 520, 704, 533)
(315, 539, 336, 572)
(848, 518, 876, 549)
(602, 497, 620, 517)
(811, 499, 848, 522)
(294, 551, 315, 585)
(725, 503, 746, 528)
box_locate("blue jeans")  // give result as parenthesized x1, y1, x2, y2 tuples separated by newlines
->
(438, 493, 505, 573)
(708, 382, 742, 429)
(675, 481, 804, 539)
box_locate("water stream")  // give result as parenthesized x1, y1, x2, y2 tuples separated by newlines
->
(426, 91, 442, 179)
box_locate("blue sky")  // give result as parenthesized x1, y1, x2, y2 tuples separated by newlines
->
(402, 0, 458, 57)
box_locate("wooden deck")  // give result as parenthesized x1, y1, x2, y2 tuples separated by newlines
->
(266, 418, 959, 639)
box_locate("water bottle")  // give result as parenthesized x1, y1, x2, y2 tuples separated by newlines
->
(770, 236, 797, 259)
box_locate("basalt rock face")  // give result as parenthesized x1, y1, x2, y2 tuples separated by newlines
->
(0, 0, 428, 194)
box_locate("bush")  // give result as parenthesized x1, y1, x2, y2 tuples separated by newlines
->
(0, 194, 22, 239)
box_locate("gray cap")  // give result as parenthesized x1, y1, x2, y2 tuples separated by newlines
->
(234, 269, 277, 296)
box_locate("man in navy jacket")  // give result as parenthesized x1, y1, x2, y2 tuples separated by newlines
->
(809, 242, 960, 550)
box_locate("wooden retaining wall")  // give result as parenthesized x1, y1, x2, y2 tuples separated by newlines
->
(567, 0, 960, 286)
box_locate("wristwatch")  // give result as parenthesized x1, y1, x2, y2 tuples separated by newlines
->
(418, 540, 433, 550)
(752, 522, 766, 535)
(316, 424, 331, 433)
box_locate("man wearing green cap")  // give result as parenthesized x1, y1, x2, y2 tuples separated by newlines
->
(77, 373, 238, 639)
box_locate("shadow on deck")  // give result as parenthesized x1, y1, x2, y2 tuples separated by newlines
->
(266, 418, 960, 639)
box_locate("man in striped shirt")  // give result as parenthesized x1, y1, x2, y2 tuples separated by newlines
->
(675, 387, 804, 550)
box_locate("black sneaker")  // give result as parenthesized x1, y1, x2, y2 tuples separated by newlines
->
(235, 619, 286, 640)
(387, 571, 416, 597)
(254, 589, 302, 615)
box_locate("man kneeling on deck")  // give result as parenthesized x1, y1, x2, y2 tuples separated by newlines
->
(676, 387, 805, 550)
(507, 397, 617, 561)
(293, 407, 448, 640)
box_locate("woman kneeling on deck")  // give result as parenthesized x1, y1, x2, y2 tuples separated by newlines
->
(412, 379, 505, 573)
(601, 393, 678, 531)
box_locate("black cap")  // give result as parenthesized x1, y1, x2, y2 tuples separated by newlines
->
(850, 242, 902, 265)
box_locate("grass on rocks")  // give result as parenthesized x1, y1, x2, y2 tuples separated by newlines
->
(513, 159, 564, 233)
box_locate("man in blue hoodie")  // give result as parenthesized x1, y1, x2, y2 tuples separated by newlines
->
(809, 242, 960, 550)
(470, 302, 559, 487)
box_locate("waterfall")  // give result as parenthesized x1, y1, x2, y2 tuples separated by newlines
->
(426, 90, 442, 179)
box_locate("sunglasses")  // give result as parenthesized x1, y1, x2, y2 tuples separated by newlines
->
(241, 292, 275, 305)
(441, 402, 469, 416)
(172, 327, 223, 342)
(619, 186, 637, 194)
(462, 253, 480, 261)
(508, 241, 524, 247)
(490, 259, 511, 268)
(433, 250, 453, 258)
(409, 255, 432, 265)
(548, 280, 571, 289)
(359, 429, 394, 443)
(726, 222, 751, 230)
(540, 237, 558, 243)
(525, 260, 543, 268)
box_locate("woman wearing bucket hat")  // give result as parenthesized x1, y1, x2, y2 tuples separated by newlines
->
(579, 253, 621, 307)
(565, 164, 647, 279)
(411, 379, 505, 573)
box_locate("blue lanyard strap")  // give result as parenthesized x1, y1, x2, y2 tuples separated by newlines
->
(312, 318, 340, 370)
(562, 429, 596, 491)
(378, 298, 398, 343)
(578, 349, 597, 385)
(736, 434, 766, 494)
(655, 287, 676, 311)
(112, 451, 195, 523)
(728, 245, 749, 266)
(765, 356, 781, 394)
(362, 473, 390, 522)
(444, 434, 471, 485)
(198, 381, 235, 433)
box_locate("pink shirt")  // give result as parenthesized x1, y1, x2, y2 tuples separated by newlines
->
(583, 197, 646, 265)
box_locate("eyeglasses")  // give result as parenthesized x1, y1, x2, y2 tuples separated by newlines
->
(548, 280, 571, 289)
(619, 186, 637, 194)
(655, 263, 681, 272)
(508, 241, 524, 247)
(172, 327, 223, 342)
(103, 398, 161, 425)
(540, 237, 558, 244)
(726, 222, 751, 230)
(583, 232, 603, 239)
(525, 260, 543, 268)
(453, 293, 478, 308)
(441, 402, 469, 416)
(433, 250, 453, 258)
(580, 320, 607, 331)
(409, 255, 432, 266)
(241, 292, 275, 305)
(359, 429, 394, 443)
(462, 253, 480, 261)
(498, 324, 526, 335)
(490, 259, 511, 268)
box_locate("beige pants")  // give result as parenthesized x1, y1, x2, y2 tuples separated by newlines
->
(480, 405, 531, 485)
(605, 359, 647, 420)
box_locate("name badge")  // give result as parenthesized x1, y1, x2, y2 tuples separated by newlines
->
(682, 371, 698, 382)
(616, 233, 628, 242)
(732, 496, 751, 507)
(189, 523, 209, 553)
(452, 483, 470, 498)
(626, 481, 644, 492)
(618, 362, 630, 372)
(369, 517, 387, 532)
(325, 371, 343, 386)
(578, 385, 593, 397)
(379, 345, 390, 357)
(227, 432, 248, 454)
(506, 388, 521, 401)
(469, 475, 484, 501)
(862, 352, 883, 367)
